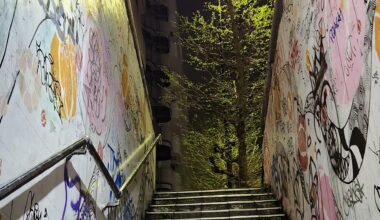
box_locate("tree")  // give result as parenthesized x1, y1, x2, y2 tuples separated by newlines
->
(162, 0, 273, 187)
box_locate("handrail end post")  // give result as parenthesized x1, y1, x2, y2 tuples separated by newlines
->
(116, 190, 122, 199)
(84, 136, 92, 146)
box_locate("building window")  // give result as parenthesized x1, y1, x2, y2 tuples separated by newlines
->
(153, 36, 170, 54)
(152, 5, 168, 21)
(143, 30, 152, 49)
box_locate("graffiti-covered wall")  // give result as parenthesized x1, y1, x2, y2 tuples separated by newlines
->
(0, 0, 155, 219)
(263, 0, 380, 219)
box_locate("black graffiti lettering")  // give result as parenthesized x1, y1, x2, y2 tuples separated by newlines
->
(36, 42, 63, 119)
(23, 191, 49, 220)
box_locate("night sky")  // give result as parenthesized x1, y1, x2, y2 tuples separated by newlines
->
(177, 0, 204, 17)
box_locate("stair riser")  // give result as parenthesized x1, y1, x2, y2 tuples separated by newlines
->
(154, 189, 270, 198)
(149, 201, 281, 212)
(152, 195, 276, 205)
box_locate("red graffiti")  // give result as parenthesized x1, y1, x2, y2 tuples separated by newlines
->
(290, 39, 299, 68)
(297, 114, 308, 171)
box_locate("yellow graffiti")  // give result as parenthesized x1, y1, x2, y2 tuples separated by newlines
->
(306, 49, 312, 72)
(85, 0, 100, 17)
(121, 54, 130, 109)
(51, 34, 77, 120)
(139, 96, 147, 137)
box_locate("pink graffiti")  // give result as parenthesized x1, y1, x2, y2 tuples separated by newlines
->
(327, 1, 366, 103)
(317, 174, 338, 220)
(98, 142, 103, 160)
(83, 27, 110, 135)
(75, 46, 83, 72)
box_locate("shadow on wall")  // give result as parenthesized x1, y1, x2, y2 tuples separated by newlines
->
(0, 161, 104, 220)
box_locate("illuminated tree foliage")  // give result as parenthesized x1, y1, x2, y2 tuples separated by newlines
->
(162, 0, 273, 188)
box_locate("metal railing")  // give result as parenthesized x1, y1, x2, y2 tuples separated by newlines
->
(0, 134, 161, 202)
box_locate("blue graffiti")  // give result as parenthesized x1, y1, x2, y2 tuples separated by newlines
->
(105, 144, 125, 200)
(62, 161, 95, 220)
(329, 9, 344, 42)
(62, 160, 84, 220)
(121, 192, 136, 220)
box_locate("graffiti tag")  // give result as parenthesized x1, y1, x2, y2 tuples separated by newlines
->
(343, 179, 365, 208)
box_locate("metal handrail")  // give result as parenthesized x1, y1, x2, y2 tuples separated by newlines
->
(0, 134, 161, 201)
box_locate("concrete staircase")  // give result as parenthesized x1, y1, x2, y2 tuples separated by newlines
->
(145, 188, 287, 220)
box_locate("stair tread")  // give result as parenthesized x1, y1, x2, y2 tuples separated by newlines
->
(150, 199, 279, 207)
(147, 188, 285, 220)
(153, 193, 274, 201)
(155, 188, 267, 195)
(147, 207, 283, 214)
(154, 213, 286, 220)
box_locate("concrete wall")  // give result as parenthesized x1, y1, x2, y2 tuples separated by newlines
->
(154, 0, 184, 191)
(0, 0, 155, 219)
(263, 0, 380, 219)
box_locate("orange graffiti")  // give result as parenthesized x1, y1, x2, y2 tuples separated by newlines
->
(51, 34, 78, 120)
(375, 14, 380, 59)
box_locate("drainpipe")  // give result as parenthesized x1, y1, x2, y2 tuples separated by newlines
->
(260, 0, 283, 186)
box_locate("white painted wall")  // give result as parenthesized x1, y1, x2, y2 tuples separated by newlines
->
(0, 0, 155, 219)
(264, 0, 380, 219)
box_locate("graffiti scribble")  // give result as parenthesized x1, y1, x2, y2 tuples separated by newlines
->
(344, 179, 365, 208)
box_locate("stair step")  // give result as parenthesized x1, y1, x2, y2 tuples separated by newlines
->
(146, 213, 287, 220)
(146, 207, 283, 219)
(155, 188, 270, 198)
(149, 199, 280, 211)
(147, 188, 286, 220)
(152, 193, 275, 205)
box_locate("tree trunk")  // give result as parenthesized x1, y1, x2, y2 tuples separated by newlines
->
(223, 120, 233, 188)
(226, 0, 249, 187)
(236, 119, 247, 187)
